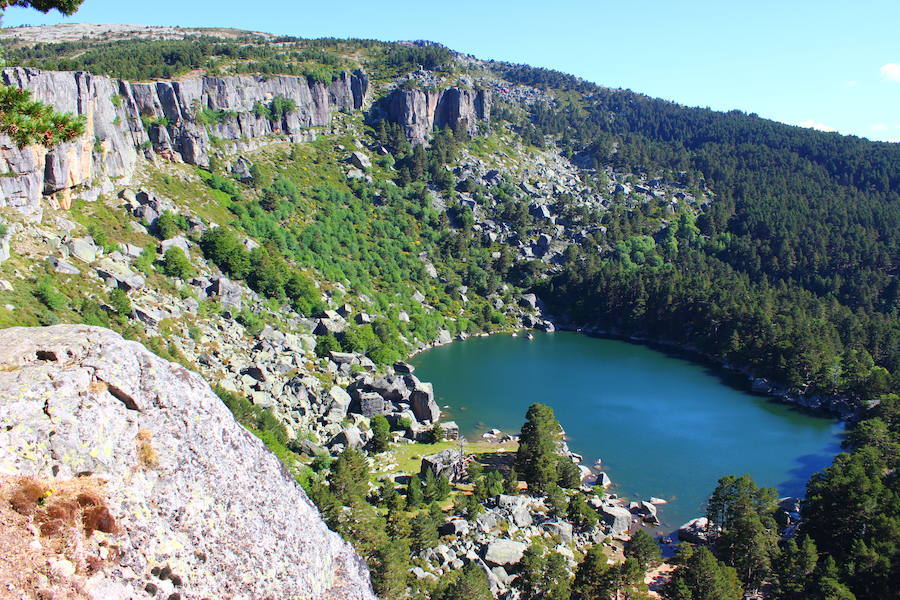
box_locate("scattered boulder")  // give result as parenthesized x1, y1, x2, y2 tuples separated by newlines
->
(678, 517, 712, 544)
(47, 256, 80, 275)
(331, 425, 364, 450)
(66, 237, 99, 263)
(601, 504, 632, 536)
(439, 518, 470, 537)
(410, 381, 440, 423)
(542, 521, 574, 543)
(520, 293, 538, 309)
(349, 151, 372, 170)
(483, 539, 527, 566)
(207, 277, 243, 312)
(420, 448, 466, 483)
(94, 258, 145, 291)
(441, 421, 459, 440)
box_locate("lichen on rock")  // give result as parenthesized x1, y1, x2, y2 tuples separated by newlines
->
(0, 324, 375, 600)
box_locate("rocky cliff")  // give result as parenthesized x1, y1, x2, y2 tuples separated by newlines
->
(0, 325, 376, 600)
(381, 86, 491, 145)
(0, 67, 369, 221)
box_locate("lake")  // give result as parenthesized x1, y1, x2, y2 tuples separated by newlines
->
(410, 331, 844, 531)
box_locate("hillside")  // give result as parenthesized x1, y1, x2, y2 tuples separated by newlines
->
(0, 24, 896, 600)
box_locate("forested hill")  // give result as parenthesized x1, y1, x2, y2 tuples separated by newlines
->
(498, 63, 899, 399)
(0, 28, 897, 600)
(1, 28, 896, 399)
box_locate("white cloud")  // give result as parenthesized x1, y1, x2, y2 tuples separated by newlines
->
(880, 63, 900, 82)
(846, 79, 859, 87)
(869, 123, 900, 132)
(797, 119, 836, 132)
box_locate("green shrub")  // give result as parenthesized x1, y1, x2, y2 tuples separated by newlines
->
(200, 227, 251, 278)
(34, 277, 66, 311)
(134, 247, 155, 275)
(370, 415, 391, 453)
(236, 309, 265, 336)
(315, 333, 340, 358)
(160, 247, 194, 279)
(196, 107, 236, 126)
(108, 288, 132, 317)
(88, 224, 118, 253)
(156, 211, 188, 240)
(79, 298, 110, 327)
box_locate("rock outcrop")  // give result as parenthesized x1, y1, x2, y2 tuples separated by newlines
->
(0, 325, 375, 600)
(0, 67, 368, 221)
(382, 86, 490, 145)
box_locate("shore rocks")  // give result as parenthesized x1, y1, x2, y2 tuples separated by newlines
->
(601, 504, 633, 536)
(678, 517, 712, 545)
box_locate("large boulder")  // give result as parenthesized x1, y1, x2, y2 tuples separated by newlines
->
(94, 258, 145, 291)
(409, 380, 440, 423)
(483, 539, 527, 566)
(368, 375, 409, 403)
(355, 392, 387, 417)
(206, 276, 243, 312)
(601, 504, 632, 536)
(0, 325, 374, 600)
(678, 517, 712, 545)
(420, 448, 466, 483)
(66, 237, 99, 263)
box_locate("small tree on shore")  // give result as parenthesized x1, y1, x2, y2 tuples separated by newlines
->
(516, 403, 564, 493)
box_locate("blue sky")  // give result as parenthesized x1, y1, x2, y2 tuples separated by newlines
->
(4, 0, 899, 142)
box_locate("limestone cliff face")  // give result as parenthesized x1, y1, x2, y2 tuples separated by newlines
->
(382, 86, 491, 145)
(0, 68, 369, 221)
(0, 325, 376, 600)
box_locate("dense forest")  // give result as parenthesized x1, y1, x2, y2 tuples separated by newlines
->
(0, 28, 896, 600)
(494, 64, 900, 401)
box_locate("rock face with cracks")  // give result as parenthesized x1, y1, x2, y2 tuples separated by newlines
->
(0, 67, 369, 221)
(0, 324, 376, 600)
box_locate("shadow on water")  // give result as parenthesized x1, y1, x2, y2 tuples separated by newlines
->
(777, 439, 845, 497)
(584, 331, 846, 420)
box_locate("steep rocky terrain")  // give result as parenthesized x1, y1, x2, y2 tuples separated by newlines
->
(0, 324, 375, 600)
(0, 24, 895, 600)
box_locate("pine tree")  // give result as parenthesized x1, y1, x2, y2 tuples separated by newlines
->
(371, 539, 410, 598)
(0, 85, 86, 147)
(410, 509, 438, 553)
(434, 562, 492, 600)
(566, 492, 599, 528)
(504, 466, 520, 494)
(572, 545, 614, 600)
(773, 536, 819, 599)
(626, 529, 662, 570)
(423, 467, 439, 502)
(519, 542, 572, 600)
(329, 446, 368, 505)
(406, 474, 424, 508)
(661, 545, 743, 600)
(516, 403, 564, 493)
(370, 414, 391, 453)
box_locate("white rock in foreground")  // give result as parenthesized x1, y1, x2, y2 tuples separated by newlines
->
(0, 325, 375, 600)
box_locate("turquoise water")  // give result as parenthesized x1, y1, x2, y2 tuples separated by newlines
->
(411, 331, 844, 531)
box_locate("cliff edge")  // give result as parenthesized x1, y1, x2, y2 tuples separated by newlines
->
(0, 325, 376, 600)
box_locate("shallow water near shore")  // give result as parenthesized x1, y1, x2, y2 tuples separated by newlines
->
(411, 331, 844, 532)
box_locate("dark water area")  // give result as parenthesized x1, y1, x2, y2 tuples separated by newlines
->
(411, 331, 844, 531)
